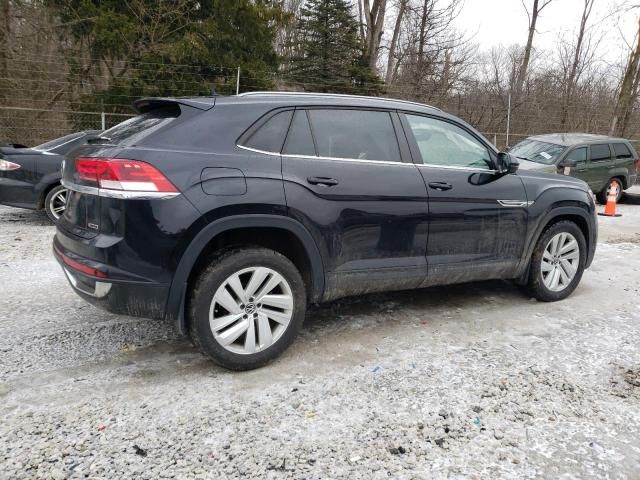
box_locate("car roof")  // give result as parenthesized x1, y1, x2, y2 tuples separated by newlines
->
(135, 92, 442, 115)
(527, 133, 630, 147)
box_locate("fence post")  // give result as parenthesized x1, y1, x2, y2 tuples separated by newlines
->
(236, 66, 240, 96)
(506, 93, 511, 148)
(101, 112, 106, 131)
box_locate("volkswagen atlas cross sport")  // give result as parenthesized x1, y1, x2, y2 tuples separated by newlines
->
(54, 92, 597, 370)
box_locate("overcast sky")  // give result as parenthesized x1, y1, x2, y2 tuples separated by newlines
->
(454, 0, 637, 65)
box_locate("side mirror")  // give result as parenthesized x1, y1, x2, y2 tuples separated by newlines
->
(557, 159, 577, 169)
(496, 152, 519, 174)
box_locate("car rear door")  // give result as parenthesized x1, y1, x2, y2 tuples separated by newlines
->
(281, 108, 429, 299)
(586, 144, 614, 192)
(399, 112, 528, 286)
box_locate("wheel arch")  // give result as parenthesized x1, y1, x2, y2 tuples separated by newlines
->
(165, 215, 325, 335)
(517, 206, 596, 282)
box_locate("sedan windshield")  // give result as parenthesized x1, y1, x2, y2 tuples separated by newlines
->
(510, 139, 566, 165)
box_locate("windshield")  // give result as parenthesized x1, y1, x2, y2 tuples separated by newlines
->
(510, 139, 565, 165)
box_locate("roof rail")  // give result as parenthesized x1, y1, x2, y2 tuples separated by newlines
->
(237, 91, 441, 111)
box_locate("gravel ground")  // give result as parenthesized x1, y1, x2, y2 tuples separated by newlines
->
(1, 188, 640, 479)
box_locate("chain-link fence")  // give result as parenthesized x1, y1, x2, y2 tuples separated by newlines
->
(1, 55, 639, 149)
(0, 107, 133, 146)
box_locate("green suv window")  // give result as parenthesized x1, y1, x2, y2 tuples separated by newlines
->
(590, 144, 612, 162)
(613, 143, 632, 159)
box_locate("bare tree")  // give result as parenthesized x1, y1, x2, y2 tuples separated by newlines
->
(610, 15, 640, 136)
(361, 0, 388, 71)
(385, 0, 408, 83)
(559, 0, 597, 128)
(514, 0, 554, 95)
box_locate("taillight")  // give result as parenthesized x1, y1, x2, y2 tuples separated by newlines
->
(634, 159, 640, 172)
(0, 159, 21, 171)
(75, 157, 177, 193)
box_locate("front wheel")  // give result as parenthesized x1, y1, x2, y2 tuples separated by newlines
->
(188, 247, 307, 370)
(526, 221, 586, 302)
(44, 185, 68, 222)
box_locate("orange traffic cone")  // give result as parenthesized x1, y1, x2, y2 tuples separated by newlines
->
(598, 181, 622, 217)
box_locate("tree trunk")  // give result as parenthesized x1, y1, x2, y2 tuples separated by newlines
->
(362, 0, 387, 72)
(610, 16, 640, 137)
(514, 0, 553, 95)
(385, 0, 407, 84)
(560, 0, 593, 128)
(0, 0, 9, 87)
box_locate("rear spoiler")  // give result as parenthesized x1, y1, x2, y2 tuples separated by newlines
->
(133, 97, 217, 114)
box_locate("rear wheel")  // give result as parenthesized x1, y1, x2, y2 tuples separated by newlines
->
(44, 185, 68, 222)
(188, 247, 306, 370)
(597, 178, 623, 204)
(526, 221, 586, 302)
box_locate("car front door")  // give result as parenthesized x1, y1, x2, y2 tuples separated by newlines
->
(563, 146, 589, 184)
(281, 108, 430, 299)
(399, 113, 528, 286)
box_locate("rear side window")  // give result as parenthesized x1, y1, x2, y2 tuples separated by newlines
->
(566, 147, 587, 163)
(612, 143, 632, 159)
(283, 111, 315, 156)
(308, 109, 401, 162)
(590, 144, 611, 162)
(242, 110, 293, 153)
(102, 108, 179, 146)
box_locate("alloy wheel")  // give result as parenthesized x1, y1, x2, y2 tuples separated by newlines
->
(541, 232, 580, 292)
(209, 266, 294, 355)
(49, 188, 68, 220)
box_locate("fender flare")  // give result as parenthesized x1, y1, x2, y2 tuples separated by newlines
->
(165, 214, 325, 333)
(516, 205, 596, 280)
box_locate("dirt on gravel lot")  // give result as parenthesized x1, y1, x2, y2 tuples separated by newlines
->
(1, 187, 640, 479)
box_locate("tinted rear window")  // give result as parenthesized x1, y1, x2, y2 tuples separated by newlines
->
(242, 110, 293, 153)
(308, 109, 401, 162)
(590, 144, 611, 162)
(283, 111, 315, 156)
(612, 143, 632, 159)
(101, 108, 179, 146)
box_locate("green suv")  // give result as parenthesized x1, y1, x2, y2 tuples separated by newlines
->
(510, 134, 639, 203)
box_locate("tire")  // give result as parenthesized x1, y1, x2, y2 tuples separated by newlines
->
(526, 220, 586, 302)
(188, 247, 307, 370)
(597, 178, 623, 205)
(44, 185, 68, 223)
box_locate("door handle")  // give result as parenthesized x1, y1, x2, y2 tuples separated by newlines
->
(428, 181, 452, 191)
(307, 176, 339, 186)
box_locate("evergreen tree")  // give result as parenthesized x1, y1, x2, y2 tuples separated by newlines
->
(290, 0, 383, 95)
(44, 0, 286, 118)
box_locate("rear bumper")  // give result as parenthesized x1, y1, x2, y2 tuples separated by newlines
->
(53, 237, 169, 320)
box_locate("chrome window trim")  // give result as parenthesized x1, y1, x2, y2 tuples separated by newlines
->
(237, 144, 411, 166)
(61, 179, 181, 200)
(416, 163, 497, 174)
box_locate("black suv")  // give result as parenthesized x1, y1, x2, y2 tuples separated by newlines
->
(54, 92, 597, 370)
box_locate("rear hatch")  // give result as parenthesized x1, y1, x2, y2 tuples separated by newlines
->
(60, 98, 214, 236)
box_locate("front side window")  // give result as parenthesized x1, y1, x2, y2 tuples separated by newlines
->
(405, 114, 493, 169)
(509, 139, 566, 165)
(590, 144, 612, 162)
(612, 143, 632, 159)
(307, 109, 401, 162)
(242, 110, 293, 153)
(566, 147, 587, 163)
